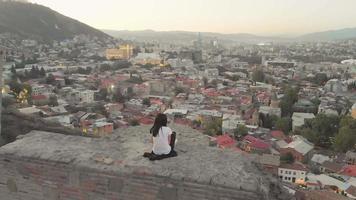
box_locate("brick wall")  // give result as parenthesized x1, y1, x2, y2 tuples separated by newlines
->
(0, 156, 263, 200)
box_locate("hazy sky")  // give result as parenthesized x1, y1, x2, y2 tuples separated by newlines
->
(30, 0, 356, 36)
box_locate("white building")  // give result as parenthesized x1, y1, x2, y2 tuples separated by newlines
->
(292, 112, 315, 131)
(167, 58, 194, 68)
(60, 87, 95, 104)
(278, 164, 307, 183)
(203, 68, 219, 79)
(222, 114, 245, 133)
(32, 84, 54, 96)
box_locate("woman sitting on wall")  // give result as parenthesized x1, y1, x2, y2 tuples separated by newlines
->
(143, 113, 177, 161)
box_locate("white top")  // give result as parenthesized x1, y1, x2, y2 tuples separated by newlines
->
(152, 126, 172, 155)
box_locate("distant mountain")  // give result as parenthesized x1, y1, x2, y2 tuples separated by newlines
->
(0, 1, 112, 42)
(103, 29, 287, 44)
(298, 27, 356, 41)
(105, 27, 356, 43)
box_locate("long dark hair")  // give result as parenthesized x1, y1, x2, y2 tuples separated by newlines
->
(150, 113, 168, 137)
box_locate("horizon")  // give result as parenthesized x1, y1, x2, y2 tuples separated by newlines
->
(28, 0, 356, 36)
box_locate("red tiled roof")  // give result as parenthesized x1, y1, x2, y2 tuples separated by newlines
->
(341, 165, 356, 177)
(215, 134, 236, 149)
(139, 117, 154, 125)
(32, 95, 47, 100)
(270, 130, 286, 140)
(280, 163, 308, 171)
(243, 135, 270, 149)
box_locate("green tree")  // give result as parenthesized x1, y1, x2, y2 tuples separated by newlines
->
(113, 88, 125, 103)
(46, 74, 56, 85)
(174, 86, 185, 95)
(39, 67, 46, 77)
(334, 126, 356, 152)
(234, 124, 248, 139)
(204, 118, 222, 136)
(299, 114, 340, 148)
(281, 152, 295, 164)
(129, 119, 140, 126)
(275, 117, 292, 134)
(252, 68, 265, 82)
(202, 77, 208, 87)
(48, 95, 59, 107)
(280, 87, 299, 117)
(142, 98, 151, 106)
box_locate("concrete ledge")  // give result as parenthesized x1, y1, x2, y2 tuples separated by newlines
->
(0, 125, 289, 199)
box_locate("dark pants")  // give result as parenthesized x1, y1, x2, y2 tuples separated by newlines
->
(143, 132, 177, 161)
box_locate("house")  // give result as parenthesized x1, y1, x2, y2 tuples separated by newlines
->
(31, 84, 53, 96)
(214, 134, 236, 149)
(255, 154, 280, 174)
(241, 135, 270, 154)
(310, 154, 331, 167)
(293, 99, 317, 113)
(280, 135, 314, 162)
(92, 121, 114, 136)
(278, 163, 308, 183)
(340, 165, 356, 177)
(292, 112, 315, 131)
(295, 190, 350, 200)
(352, 103, 356, 119)
(321, 161, 345, 174)
(222, 114, 245, 134)
(18, 106, 43, 115)
(32, 94, 49, 106)
(346, 151, 356, 165)
(307, 174, 349, 192)
(164, 109, 188, 118)
(346, 185, 356, 199)
(259, 106, 282, 117)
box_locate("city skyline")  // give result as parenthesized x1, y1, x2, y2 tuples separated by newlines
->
(29, 0, 356, 36)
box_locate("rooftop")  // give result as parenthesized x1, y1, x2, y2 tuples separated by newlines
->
(0, 124, 288, 199)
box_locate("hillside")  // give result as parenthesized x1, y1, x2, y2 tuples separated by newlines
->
(0, 1, 112, 42)
(298, 27, 356, 41)
(103, 29, 287, 44)
(104, 27, 356, 43)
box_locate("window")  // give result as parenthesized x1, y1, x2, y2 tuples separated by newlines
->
(293, 172, 296, 175)
(280, 170, 283, 174)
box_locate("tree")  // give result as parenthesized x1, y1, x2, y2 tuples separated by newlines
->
(281, 152, 295, 164)
(129, 119, 140, 126)
(333, 126, 356, 152)
(10, 66, 16, 74)
(280, 87, 299, 117)
(252, 68, 265, 82)
(174, 86, 185, 95)
(203, 118, 222, 136)
(202, 77, 208, 87)
(275, 117, 292, 134)
(234, 124, 248, 139)
(39, 67, 46, 77)
(333, 116, 356, 152)
(142, 98, 151, 106)
(113, 88, 125, 103)
(48, 95, 59, 107)
(299, 114, 340, 148)
(46, 74, 56, 85)
(126, 87, 134, 99)
(260, 114, 279, 129)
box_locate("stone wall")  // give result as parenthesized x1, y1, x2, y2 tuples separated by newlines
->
(0, 125, 290, 200)
(0, 156, 262, 200)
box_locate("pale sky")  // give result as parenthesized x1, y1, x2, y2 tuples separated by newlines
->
(30, 0, 356, 36)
